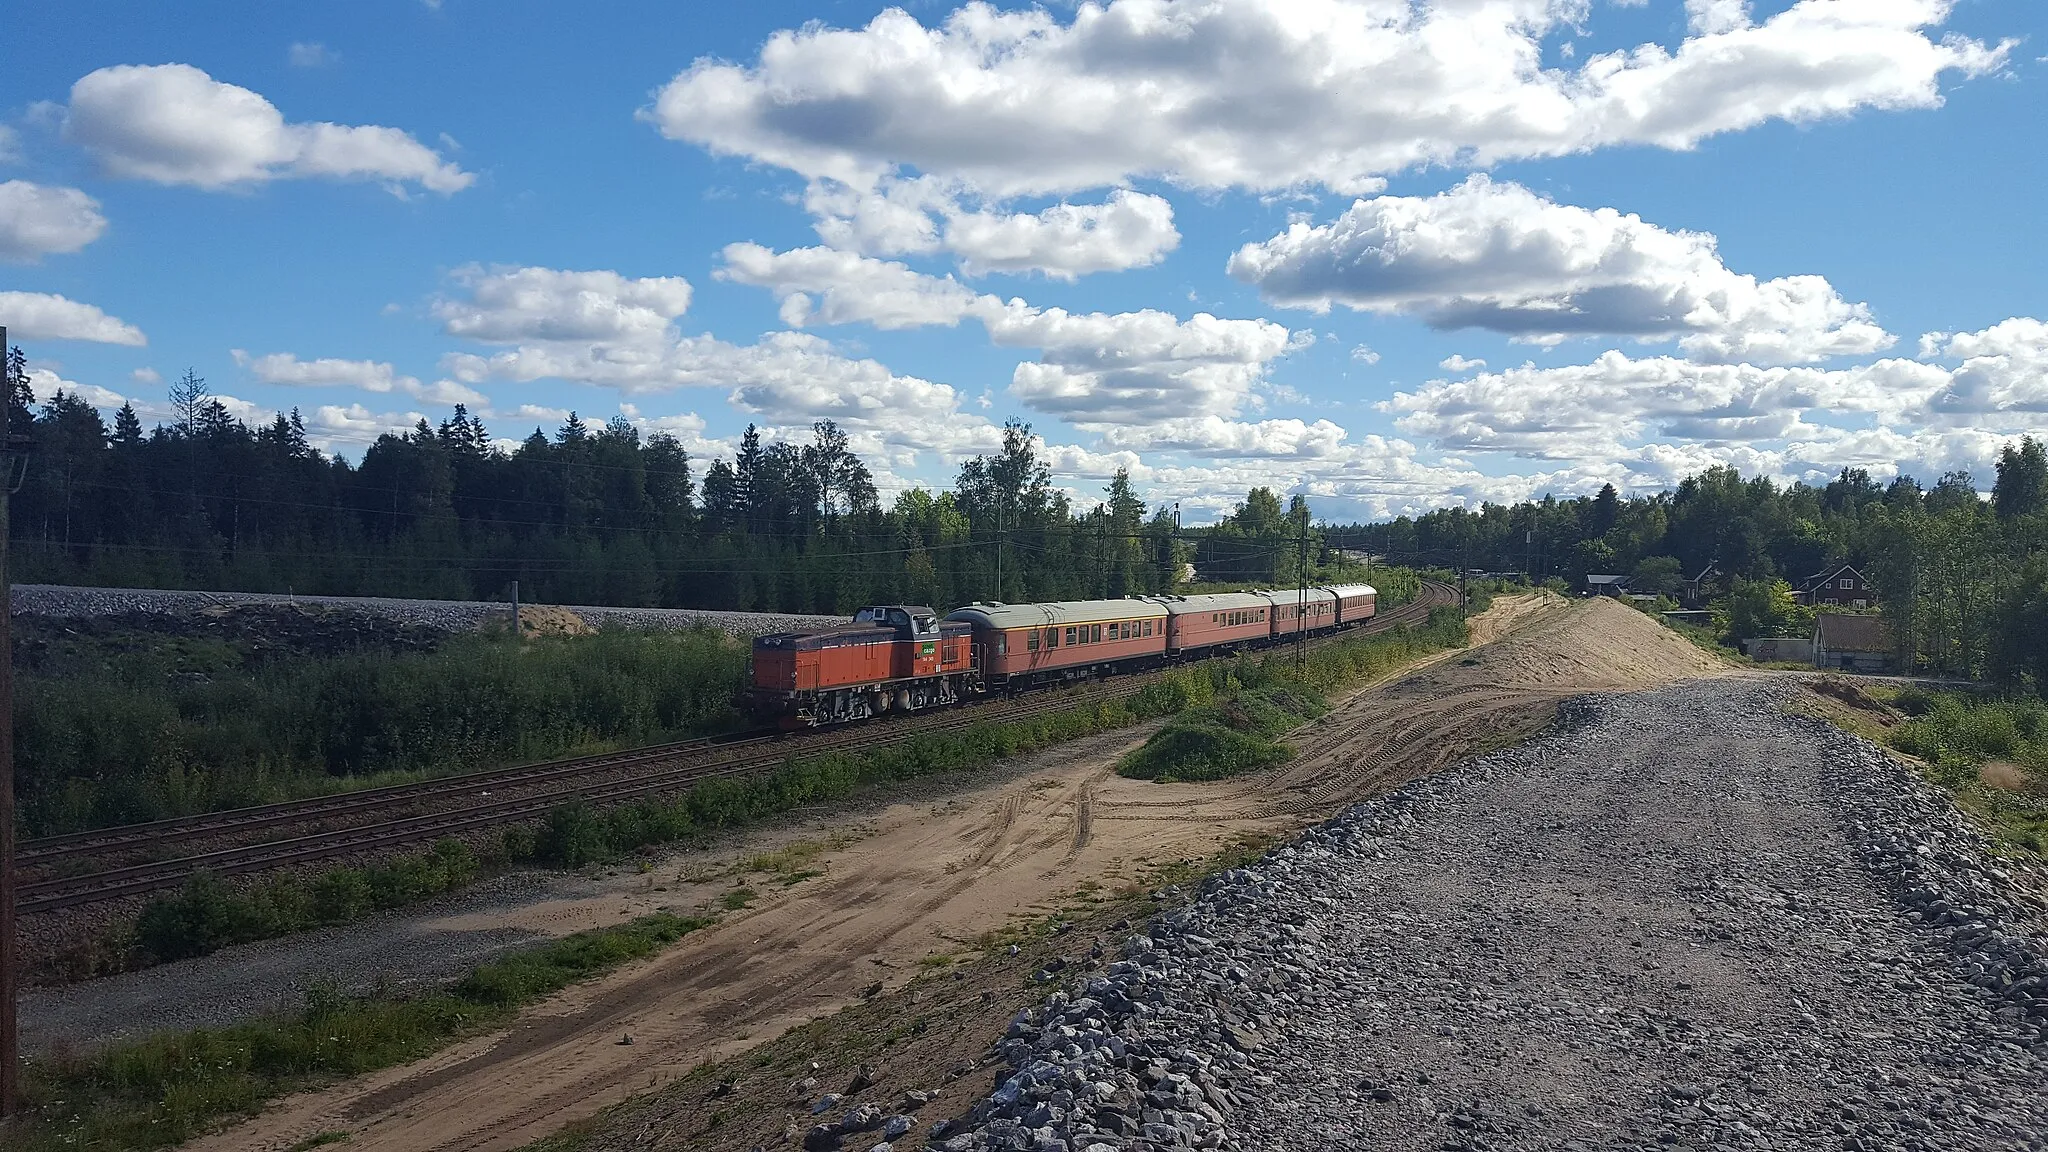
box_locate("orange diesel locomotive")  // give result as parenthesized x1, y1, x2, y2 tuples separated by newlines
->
(749, 605, 976, 726)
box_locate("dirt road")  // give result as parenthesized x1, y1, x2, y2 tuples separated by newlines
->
(188, 594, 1718, 1152)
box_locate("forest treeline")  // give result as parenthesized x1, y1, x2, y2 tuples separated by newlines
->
(1341, 440, 2048, 684)
(4, 351, 2047, 681)
(4, 355, 1236, 610)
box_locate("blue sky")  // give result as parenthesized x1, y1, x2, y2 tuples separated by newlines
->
(4, 0, 2045, 520)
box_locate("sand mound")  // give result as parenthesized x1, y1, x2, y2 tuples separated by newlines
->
(1457, 593, 1727, 691)
(511, 605, 594, 637)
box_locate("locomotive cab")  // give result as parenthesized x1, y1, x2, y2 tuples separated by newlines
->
(852, 605, 940, 638)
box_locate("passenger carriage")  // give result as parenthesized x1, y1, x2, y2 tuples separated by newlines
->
(1323, 582, 1378, 626)
(1150, 591, 1274, 653)
(1257, 586, 1339, 638)
(942, 599, 1169, 691)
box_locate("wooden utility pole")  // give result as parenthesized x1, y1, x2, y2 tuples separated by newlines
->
(1, 323, 18, 1117)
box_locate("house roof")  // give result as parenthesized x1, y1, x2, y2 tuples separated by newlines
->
(1687, 563, 1720, 582)
(1584, 574, 1629, 585)
(1805, 563, 1866, 589)
(1815, 612, 1891, 653)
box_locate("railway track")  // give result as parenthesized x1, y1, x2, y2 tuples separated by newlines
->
(21, 581, 1457, 914)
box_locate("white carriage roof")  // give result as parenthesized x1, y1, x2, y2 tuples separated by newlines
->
(1321, 583, 1378, 598)
(1252, 587, 1338, 608)
(946, 598, 1169, 629)
(1151, 591, 1273, 613)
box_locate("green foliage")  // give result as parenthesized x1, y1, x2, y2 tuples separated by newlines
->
(16, 626, 747, 836)
(1119, 611, 1467, 783)
(1721, 576, 1814, 643)
(1365, 566, 1422, 608)
(1877, 689, 2048, 858)
(1888, 692, 2048, 769)
(1991, 555, 2048, 689)
(134, 840, 480, 962)
(9, 911, 713, 1152)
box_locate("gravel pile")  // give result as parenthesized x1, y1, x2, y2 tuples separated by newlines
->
(10, 583, 845, 637)
(925, 678, 2048, 1152)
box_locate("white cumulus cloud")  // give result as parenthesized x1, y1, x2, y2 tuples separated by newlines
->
(0, 181, 109, 262)
(434, 266, 694, 344)
(1229, 175, 1893, 364)
(943, 189, 1180, 279)
(63, 63, 472, 194)
(716, 244, 1301, 424)
(647, 0, 2006, 198)
(233, 349, 488, 406)
(0, 291, 146, 345)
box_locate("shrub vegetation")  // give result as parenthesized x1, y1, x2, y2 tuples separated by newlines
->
(1119, 606, 1469, 782)
(1882, 689, 2048, 855)
(16, 625, 747, 836)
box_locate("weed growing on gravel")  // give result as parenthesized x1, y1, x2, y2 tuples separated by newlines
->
(131, 838, 481, 962)
(8, 911, 713, 1152)
(1878, 689, 2048, 856)
(1118, 609, 1468, 782)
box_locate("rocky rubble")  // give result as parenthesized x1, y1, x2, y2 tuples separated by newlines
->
(926, 679, 2048, 1151)
(10, 583, 844, 637)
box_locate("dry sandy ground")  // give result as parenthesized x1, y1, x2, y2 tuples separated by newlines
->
(188, 595, 1722, 1152)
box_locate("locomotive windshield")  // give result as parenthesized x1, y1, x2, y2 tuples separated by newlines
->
(853, 606, 939, 635)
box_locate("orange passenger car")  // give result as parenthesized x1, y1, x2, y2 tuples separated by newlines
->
(1153, 591, 1275, 653)
(944, 599, 1169, 689)
(1324, 582, 1378, 625)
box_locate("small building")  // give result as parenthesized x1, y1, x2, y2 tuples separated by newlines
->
(1813, 612, 1894, 672)
(1583, 574, 1630, 598)
(1743, 637, 1811, 664)
(1797, 563, 1876, 610)
(1681, 563, 1723, 608)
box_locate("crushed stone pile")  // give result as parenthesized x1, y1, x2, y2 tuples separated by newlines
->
(920, 679, 2048, 1152)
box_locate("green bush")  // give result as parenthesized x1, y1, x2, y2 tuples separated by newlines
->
(17, 627, 748, 837)
(1956, 708, 2022, 759)
(133, 839, 481, 963)
(1118, 616, 1464, 783)
(1894, 685, 1935, 716)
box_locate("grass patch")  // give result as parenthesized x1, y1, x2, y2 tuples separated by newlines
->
(719, 887, 759, 911)
(1805, 682, 2048, 861)
(1881, 690, 2048, 857)
(130, 838, 481, 964)
(9, 910, 715, 1152)
(1117, 607, 1468, 783)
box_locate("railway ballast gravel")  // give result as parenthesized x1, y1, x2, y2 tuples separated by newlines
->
(9, 583, 843, 636)
(925, 679, 2048, 1152)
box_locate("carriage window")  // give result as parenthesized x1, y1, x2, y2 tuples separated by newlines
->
(1144, 620, 1153, 637)
(1065, 626, 1077, 645)
(1047, 627, 1059, 648)
(1027, 631, 1039, 651)
(996, 633, 1008, 655)
(1091, 624, 1103, 642)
